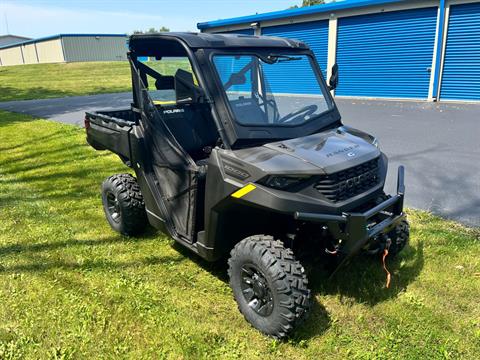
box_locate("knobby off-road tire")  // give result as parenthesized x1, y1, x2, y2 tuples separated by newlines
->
(387, 219, 410, 257)
(101, 174, 148, 236)
(228, 235, 311, 339)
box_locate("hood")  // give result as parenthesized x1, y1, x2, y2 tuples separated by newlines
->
(233, 129, 381, 175)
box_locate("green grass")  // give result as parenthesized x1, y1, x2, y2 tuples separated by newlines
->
(0, 111, 479, 359)
(0, 60, 190, 102)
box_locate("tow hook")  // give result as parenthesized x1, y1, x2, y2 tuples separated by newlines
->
(325, 247, 338, 255)
(365, 233, 390, 255)
(325, 240, 342, 255)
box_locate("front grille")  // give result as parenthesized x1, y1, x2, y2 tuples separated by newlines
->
(314, 158, 380, 202)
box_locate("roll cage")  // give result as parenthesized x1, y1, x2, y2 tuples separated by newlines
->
(127, 33, 342, 149)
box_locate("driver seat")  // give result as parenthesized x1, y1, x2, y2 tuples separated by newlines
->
(160, 70, 218, 163)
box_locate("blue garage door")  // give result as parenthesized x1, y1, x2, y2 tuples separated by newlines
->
(336, 7, 437, 99)
(261, 20, 329, 78)
(440, 2, 480, 101)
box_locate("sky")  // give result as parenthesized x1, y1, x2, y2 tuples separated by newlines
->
(0, 0, 313, 38)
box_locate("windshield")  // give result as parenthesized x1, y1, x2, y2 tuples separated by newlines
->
(213, 54, 332, 127)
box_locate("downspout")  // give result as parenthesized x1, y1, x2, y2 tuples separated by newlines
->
(60, 36, 67, 63)
(20, 45, 25, 64)
(432, 0, 446, 101)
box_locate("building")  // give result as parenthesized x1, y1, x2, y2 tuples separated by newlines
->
(198, 0, 480, 102)
(0, 34, 128, 67)
(0, 34, 31, 47)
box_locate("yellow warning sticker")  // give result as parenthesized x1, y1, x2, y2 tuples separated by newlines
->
(231, 184, 256, 198)
(152, 100, 177, 105)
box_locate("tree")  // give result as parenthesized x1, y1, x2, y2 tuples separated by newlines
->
(302, 0, 325, 5)
(132, 26, 170, 34)
(289, 0, 326, 9)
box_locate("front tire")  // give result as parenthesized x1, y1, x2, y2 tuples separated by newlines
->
(228, 235, 311, 339)
(101, 174, 148, 236)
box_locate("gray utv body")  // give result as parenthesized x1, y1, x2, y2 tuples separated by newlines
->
(85, 32, 406, 268)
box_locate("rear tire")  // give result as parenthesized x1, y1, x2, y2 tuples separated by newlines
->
(228, 235, 311, 339)
(101, 174, 148, 236)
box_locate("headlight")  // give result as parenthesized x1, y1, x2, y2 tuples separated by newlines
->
(371, 137, 379, 148)
(259, 175, 310, 190)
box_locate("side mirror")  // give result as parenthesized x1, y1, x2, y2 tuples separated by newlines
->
(328, 63, 338, 91)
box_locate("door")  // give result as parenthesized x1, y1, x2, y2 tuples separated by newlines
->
(132, 59, 200, 243)
(262, 20, 329, 78)
(336, 7, 437, 99)
(440, 2, 480, 101)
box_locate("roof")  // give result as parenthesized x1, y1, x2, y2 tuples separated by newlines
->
(0, 34, 32, 47)
(129, 32, 308, 54)
(0, 34, 31, 40)
(197, 0, 410, 30)
(0, 33, 127, 50)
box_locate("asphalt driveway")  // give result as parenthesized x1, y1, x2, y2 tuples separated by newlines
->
(1, 94, 479, 226)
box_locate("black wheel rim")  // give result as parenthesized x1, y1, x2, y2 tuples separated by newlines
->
(106, 191, 121, 223)
(240, 264, 274, 317)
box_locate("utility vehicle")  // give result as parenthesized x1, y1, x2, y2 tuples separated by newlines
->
(85, 32, 409, 338)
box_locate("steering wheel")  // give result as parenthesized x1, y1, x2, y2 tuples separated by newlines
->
(278, 105, 318, 124)
(259, 98, 280, 122)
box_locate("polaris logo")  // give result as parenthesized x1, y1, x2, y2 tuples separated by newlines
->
(163, 109, 185, 114)
(337, 168, 378, 192)
(326, 144, 360, 158)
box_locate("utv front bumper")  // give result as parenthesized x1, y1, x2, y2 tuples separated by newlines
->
(294, 166, 406, 262)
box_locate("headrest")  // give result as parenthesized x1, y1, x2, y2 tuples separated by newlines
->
(175, 69, 194, 86)
(175, 69, 195, 103)
(155, 76, 175, 90)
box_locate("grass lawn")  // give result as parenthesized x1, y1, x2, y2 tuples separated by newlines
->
(0, 60, 189, 102)
(0, 110, 479, 359)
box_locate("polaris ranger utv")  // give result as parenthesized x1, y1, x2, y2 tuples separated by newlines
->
(85, 32, 409, 338)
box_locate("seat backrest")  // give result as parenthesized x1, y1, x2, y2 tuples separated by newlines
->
(229, 97, 267, 125)
(175, 69, 196, 103)
(155, 76, 175, 90)
(161, 103, 218, 160)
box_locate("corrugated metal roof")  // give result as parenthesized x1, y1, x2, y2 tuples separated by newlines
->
(197, 0, 411, 30)
(0, 34, 32, 47)
(0, 33, 127, 50)
(0, 34, 31, 40)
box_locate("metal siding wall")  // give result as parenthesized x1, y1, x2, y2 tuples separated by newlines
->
(336, 7, 438, 99)
(0, 46, 24, 66)
(62, 36, 128, 62)
(36, 39, 65, 63)
(216, 28, 254, 35)
(440, 2, 480, 101)
(261, 20, 329, 78)
(22, 44, 38, 64)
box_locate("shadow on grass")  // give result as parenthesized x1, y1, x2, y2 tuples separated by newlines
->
(170, 241, 332, 340)
(169, 238, 424, 341)
(0, 227, 177, 275)
(0, 252, 185, 274)
(0, 228, 158, 258)
(0, 229, 422, 341)
(0, 85, 74, 104)
(314, 241, 424, 304)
